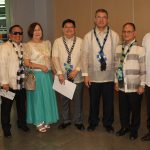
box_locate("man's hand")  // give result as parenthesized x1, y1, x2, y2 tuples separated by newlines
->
(84, 76, 91, 88)
(2, 84, 9, 92)
(68, 70, 78, 80)
(58, 74, 65, 84)
(114, 83, 119, 92)
(137, 86, 145, 95)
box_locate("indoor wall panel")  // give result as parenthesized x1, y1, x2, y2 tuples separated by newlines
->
(53, 0, 135, 41)
(134, 0, 150, 44)
(10, 0, 150, 44)
(53, 0, 92, 39)
(92, 0, 134, 39)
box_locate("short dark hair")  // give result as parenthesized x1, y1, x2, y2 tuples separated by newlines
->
(62, 19, 76, 28)
(95, 9, 108, 18)
(9, 25, 23, 33)
(28, 22, 43, 39)
(123, 22, 136, 31)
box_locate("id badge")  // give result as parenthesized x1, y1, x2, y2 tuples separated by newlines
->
(64, 62, 73, 71)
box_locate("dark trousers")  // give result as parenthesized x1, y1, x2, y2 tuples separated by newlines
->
(88, 82, 114, 127)
(61, 82, 84, 124)
(118, 91, 142, 132)
(1, 88, 27, 133)
(145, 85, 150, 131)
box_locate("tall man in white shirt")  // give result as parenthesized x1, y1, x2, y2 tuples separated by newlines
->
(52, 19, 84, 130)
(141, 33, 150, 141)
(0, 25, 29, 138)
(115, 23, 145, 140)
(82, 9, 119, 132)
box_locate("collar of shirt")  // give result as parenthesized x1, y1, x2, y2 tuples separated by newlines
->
(95, 26, 108, 36)
(123, 39, 136, 53)
(63, 36, 75, 50)
(124, 39, 136, 47)
(11, 41, 23, 49)
(64, 36, 75, 42)
(10, 41, 23, 57)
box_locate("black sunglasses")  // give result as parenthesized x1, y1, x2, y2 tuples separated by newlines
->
(11, 31, 23, 35)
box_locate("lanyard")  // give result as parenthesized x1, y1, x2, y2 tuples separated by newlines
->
(119, 41, 137, 65)
(94, 26, 109, 56)
(62, 36, 76, 64)
(117, 41, 137, 88)
(9, 40, 23, 66)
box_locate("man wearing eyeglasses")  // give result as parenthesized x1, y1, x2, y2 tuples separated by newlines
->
(115, 23, 145, 140)
(0, 25, 29, 138)
(82, 9, 119, 132)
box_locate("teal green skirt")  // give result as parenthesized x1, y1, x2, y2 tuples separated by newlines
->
(26, 70, 59, 125)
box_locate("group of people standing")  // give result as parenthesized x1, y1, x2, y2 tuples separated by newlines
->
(0, 8, 150, 142)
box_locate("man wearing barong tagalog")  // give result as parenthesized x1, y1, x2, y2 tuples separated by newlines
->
(52, 19, 84, 131)
(82, 9, 119, 132)
(115, 23, 145, 140)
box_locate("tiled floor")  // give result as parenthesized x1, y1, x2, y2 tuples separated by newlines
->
(0, 88, 150, 150)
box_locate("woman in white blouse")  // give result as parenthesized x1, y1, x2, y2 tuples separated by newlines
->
(24, 22, 59, 132)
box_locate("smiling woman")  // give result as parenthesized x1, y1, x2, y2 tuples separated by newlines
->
(24, 22, 59, 132)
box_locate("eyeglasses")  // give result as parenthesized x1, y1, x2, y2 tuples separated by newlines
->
(95, 16, 108, 20)
(11, 32, 23, 35)
(122, 31, 134, 34)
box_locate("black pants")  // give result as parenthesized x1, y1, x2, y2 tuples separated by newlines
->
(1, 88, 27, 133)
(145, 85, 150, 131)
(118, 91, 142, 132)
(88, 82, 114, 127)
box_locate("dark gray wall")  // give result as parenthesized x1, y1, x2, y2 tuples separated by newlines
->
(10, 0, 55, 42)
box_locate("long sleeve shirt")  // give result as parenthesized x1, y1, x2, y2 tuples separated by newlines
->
(52, 36, 83, 83)
(142, 33, 150, 87)
(115, 42, 146, 93)
(0, 41, 24, 89)
(81, 27, 119, 82)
